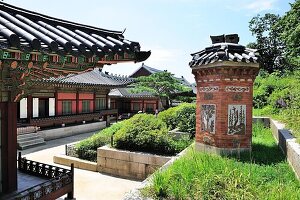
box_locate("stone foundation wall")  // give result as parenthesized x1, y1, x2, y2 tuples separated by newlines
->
(97, 146, 171, 180)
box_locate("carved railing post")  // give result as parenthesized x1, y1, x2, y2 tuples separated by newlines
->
(66, 163, 75, 200)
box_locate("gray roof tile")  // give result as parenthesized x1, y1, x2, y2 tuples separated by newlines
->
(189, 34, 259, 68)
(0, 2, 150, 61)
(35, 68, 134, 87)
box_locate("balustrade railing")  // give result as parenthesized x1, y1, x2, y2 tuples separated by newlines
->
(14, 152, 74, 200)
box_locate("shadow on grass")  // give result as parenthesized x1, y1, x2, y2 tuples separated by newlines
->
(229, 143, 286, 165)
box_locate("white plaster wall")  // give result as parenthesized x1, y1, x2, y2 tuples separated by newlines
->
(108, 98, 111, 109)
(49, 98, 55, 116)
(19, 98, 27, 119)
(33, 98, 39, 118)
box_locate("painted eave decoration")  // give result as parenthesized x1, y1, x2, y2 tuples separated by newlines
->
(0, 2, 151, 78)
(189, 34, 259, 68)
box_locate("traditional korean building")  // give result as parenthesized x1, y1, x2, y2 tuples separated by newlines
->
(109, 63, 195, 114)
(109, 87, 160, 115)
(0, 2, 149, 199)
(18, 68, 134, 128)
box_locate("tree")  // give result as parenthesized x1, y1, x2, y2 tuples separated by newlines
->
(248, 13, 285, 73)
(275, 0, 300, 68)
(130, 71, 189, 108)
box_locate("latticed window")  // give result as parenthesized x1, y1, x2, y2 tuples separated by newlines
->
(82, 100, 90, 113)
(62, 101, 72, 115)
(95, 98, 106, 111)
(133, 102, 140, 111)
(146, 103, 154, 112)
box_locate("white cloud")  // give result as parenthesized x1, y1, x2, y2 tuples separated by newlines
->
(226, 0, 277, 14)
(244, 0, 276, 13)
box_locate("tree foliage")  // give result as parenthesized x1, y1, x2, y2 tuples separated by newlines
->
(130, 71, 189, 107)
(275, 0, 300, 67)
(248, 1, 300, 72)
(248, 13, 285, 73)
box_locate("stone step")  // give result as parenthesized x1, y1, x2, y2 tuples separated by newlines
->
(17, 133, 40, 141)
(17, 133, 45, 150)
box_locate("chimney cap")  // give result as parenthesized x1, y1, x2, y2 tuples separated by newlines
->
(210, 34, 239, 44)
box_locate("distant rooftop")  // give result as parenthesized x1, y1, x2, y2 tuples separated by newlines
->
(33, 68, 134, 88)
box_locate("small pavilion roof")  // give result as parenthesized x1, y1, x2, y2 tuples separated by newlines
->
(189, 34, 259, 68)
(0, 2, 150, 61)
(109, 87, 155, 98)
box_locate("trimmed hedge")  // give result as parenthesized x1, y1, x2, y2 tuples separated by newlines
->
(176, 103, 196, 134)
(75, 121, 124, 161)
(158, 103, 196, 135)
(113, 114, 191, 155)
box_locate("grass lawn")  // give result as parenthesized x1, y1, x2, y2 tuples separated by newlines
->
(142, 123, 300, 200)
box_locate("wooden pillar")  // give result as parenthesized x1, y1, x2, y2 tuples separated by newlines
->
(55, 91, 58, 116)
(106, 94, 109, 109)
(76, 91, 79, 114)
(93, 92, 96, 112)
(27, 95, 33, 122)
(1, 101, 17, 193)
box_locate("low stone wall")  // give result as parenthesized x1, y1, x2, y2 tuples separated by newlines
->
(54, 154, 97, 172)
(122, 147, 189, 200)
(253, 117, 300, 179)
(38, 121, 106, 141)
(168, 128, 191, 140)
(65, 142, 79, 157)
(269, 118, 300, 179)
(97, 146, 171, 180)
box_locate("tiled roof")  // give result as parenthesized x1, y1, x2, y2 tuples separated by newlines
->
(189, 34, 259, 68)
(33, 68, 134, 87)
(142, 64, 164, 74)
(0, 2, 150, 61)
(109, 87, 155, 98)
(174, 76, 191, 87)
(130, 64, 192, 87)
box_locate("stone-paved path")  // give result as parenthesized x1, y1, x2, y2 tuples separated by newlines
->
(20, 131, 141, 200)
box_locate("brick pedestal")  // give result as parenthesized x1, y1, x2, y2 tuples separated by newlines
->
(189, 34, 259, 155)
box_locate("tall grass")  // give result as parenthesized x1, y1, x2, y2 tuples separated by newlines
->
(142, 123, 300, 199)
(254, 108, 300, 143)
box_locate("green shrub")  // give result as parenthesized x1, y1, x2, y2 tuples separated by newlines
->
(158, 103, 196, 135)
(157, 106, 179, 130)
(75, 121, 124, 161)
(253, 70, 300, 142)
(113, 114, 191, 155)
(175, 103, 196, 134)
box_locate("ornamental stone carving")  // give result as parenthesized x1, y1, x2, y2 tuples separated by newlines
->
(225, 86, 250, 92)
(199, 86, 219, 93)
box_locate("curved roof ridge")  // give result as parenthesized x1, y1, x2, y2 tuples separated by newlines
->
(0, 2, 123, 35)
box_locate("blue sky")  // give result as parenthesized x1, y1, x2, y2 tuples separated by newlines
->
(6, 0, 293, 82)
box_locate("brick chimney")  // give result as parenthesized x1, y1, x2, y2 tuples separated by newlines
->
(189, 34, 260, 154)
